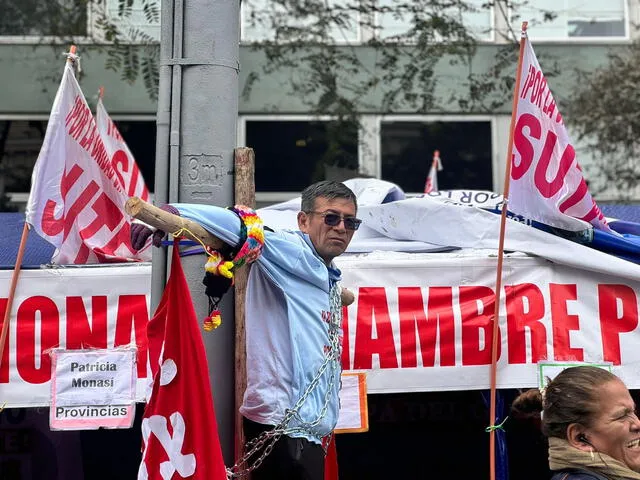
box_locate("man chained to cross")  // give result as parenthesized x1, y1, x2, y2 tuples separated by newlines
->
(130, 180, 360, 480)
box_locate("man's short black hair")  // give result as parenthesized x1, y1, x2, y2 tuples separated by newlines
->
(300, 181, 357, 213)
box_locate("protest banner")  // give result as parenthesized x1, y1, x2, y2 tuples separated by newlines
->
(3, 253, 640, 407)
(509, 31, 610, 232)
(25, 58, 150, 264)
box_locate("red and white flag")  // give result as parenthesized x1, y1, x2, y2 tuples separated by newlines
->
(509, 31, 610, 232)
(96, 95, 150, 202)
(138, 243, 227, 480)
(424, 150, 443, 194)
(25, 59, 151, 263)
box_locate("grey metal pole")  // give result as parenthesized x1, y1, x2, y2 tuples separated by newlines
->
(150, 0, 174, 313)
(159, 0, 240, 464)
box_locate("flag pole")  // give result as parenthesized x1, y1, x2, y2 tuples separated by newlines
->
(488, 22, 528, 480)
(0, 223, 29, 370)
(0, 44, 78, 373)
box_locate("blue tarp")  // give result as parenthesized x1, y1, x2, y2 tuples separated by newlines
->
(0, 213, 55, 268)
(480, 205, 640, 265)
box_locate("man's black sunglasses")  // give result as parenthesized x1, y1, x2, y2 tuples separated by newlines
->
(306, 211, 362, 231)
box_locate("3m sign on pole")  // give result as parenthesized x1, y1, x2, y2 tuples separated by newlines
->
(509, 32, 610, 232)
(25, 60, 151, 264)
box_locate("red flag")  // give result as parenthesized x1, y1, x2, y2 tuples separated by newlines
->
(324, 435, 339, 480)
(138, 243, 227, 480)
(424, 150, 443, 194)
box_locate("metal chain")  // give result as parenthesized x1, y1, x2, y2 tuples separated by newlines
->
(227, 282, 343, 479)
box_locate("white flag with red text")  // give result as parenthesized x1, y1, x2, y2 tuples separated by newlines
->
(509, 33, 610, 232)
(424, 150, 443, 194)
(25, 61, 151, 264)
(96, 97, 150, 202)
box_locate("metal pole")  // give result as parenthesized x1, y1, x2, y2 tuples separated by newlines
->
(162, 0, 240, 463)
(150, 0, 175, 312)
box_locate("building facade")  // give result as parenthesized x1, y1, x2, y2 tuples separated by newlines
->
(0, 0, 636, 209)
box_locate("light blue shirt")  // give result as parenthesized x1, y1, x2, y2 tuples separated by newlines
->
(173, 204, 342, 443)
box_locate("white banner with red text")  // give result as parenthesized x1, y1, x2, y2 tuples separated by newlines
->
(0, 265, 151, 408)
(3, 252, 640, 406)
(337, 251, 640, 393)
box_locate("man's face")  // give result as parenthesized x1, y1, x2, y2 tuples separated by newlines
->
(297, 196, 358, 265)
(586, 379, 640, 471)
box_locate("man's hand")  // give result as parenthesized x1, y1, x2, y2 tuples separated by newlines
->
(130, 204, 180, 250)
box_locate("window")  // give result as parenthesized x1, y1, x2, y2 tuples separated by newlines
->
(241, 0, 360, 43)
(377, 0, 493, 42)
(512, 0, 626, 40)
(245, 120, 359, 192)
(0, 0, 88, 37)
(0, 120, 46, 194)
(380, 120, 493, 193)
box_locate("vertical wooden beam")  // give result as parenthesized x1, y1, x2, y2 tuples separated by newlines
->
(233, 147, 255, 466)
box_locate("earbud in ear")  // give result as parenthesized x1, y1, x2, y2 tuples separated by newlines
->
(578, 434, 588, 444)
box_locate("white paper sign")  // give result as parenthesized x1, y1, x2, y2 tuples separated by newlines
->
(53, 349, 135, 406)
(335, 372, 368, 433)
(50, 349, 136, 430)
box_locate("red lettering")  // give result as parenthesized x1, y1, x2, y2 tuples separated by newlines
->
(129, 163, 143, 198)
(0, 298, 8, 382)
(114, 295, 149, 378)
(112, 150, 129, 191)
(74, 243, 92, 264)
(505, 283, 546, 363)
(66, 296, 108, 350)
(520, 66, 536, 99)
(79, 193, 124, 241)
(61, 182, 101, 241)
(579, 201, 600, 223)
(398, 287, 422, 367)
(529, 71, 541, 103)
(460, 286, 498, 366)
(398, 287, 455, 368)
(68, 106, 90, 139)
(533, 131, 575, 198)
(79, 123, 97, 150)
(65, 96, 84, 126)
(533, 77, 546, 108)
(16, 296, 59, 384)
(511, 113, 541, 180)
(543, 93, 556, 119)
(559, 177, 588, 214)
(40, 164, 84, 236)
(353, 288, 398, 370)
(599, 285, 638, 365)
(549, 284, 583, 361)
(94, 221, 133, 260)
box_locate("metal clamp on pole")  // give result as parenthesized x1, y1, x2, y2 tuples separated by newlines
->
(161, 57, 241, 72)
